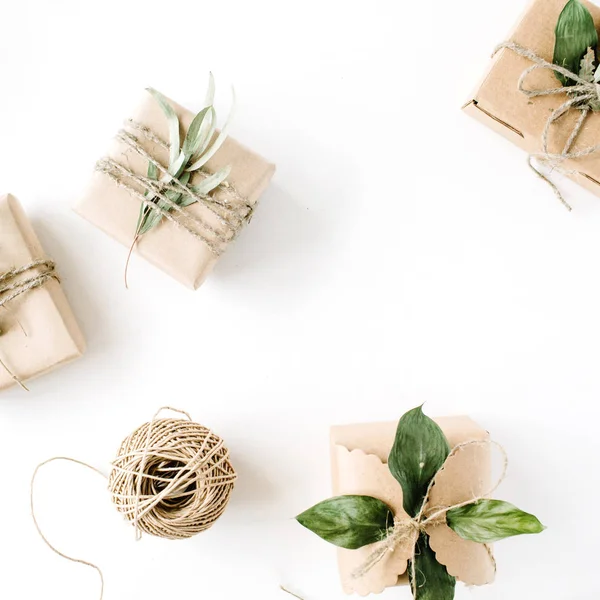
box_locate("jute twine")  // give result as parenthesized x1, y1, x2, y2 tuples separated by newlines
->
(31, 407, 237, 600)
(96, 119, 254, 256)
(493, 41, 600, 211)
(0, 259, 58, 390)
(352, 440, 507, 596)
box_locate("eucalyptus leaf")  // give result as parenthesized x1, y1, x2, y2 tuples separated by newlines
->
(146, 87, 182, 167)
(553, 0, 598, 86)
(138, 171, 191, 235)
(179, 166, 232, 208)
(205, 72, 216, 106)
(186, 87, 236, 171)
(296, 495, 394, 550)
(409, 533, 456, 600)
(446, 499, 545, 544)
(182, 107, 211, 158)
(388, 406, 451, 517)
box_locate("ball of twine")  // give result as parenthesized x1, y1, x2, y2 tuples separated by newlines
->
(108, 408, 236, 540)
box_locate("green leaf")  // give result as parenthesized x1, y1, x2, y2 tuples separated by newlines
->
(554, 0, 598, 86)
(182, 107, 211, 158)
(146, 87, 182, 167)
(409, 533, 456, 600)
(138, 171, 191, 235)
(186, 86, 236, 172)
(388, 406, 451, 517)
(296, 495, 394, 550)
(180, 166, 231, 208)
(446, 499, 545, 544)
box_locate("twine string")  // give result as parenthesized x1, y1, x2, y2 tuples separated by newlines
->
(30, 407, 236, 600)
(492, 41, 600, 211)
(95, 120, 253, 256)
(0, 259, 58, 390)
(352, 440, 507, 597)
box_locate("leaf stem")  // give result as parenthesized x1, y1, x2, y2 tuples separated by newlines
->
(124, 234, 140, 290)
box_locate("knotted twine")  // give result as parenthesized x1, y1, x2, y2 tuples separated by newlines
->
(96, 120, 254, 256)
(351, 440, 507, 596)
(493, 41, 600, 211)
(31, 407, 237, 600)
(0, 259, 58, 390)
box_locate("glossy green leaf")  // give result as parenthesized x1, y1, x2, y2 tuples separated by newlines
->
(446, 499, 545, 543)
(554, 0, 598, 86)
(296, 495, 393, 550)
(388, 406, 451, 517)
(409, 533, 456, 600)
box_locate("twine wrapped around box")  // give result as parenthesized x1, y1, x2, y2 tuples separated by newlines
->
(0, 259, 58, 389)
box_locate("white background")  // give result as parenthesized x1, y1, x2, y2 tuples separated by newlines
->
(0, 0, 592, 598)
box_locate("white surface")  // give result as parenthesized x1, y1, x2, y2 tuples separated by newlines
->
(0, 0, 592, 598)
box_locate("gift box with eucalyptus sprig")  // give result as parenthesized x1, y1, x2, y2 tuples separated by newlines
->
(296, 407, 544, 599)
(464, 0, 600, 209)
(76, 78, 275, 289)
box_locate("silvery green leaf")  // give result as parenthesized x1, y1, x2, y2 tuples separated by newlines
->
(595, 63, 600, 82)
(180, 166, 231, 208)
(446, 499, 545, 544)
(554, 0, 598, 86)
(580, 46, 597, 81)
(138, 171, 191, 235)
(195, 107, 216, 159)
(409, 534, 456, 600)
(136, 161, 160, 234)
(204, 72, 215, 106)
(182, 107, 211, 158)
(388, 406, 451, 517)
(146, 87, 181, 167)
(191, 166, 231, 194)
(296, 495, 394, 550)
(186, 87, 236, 172)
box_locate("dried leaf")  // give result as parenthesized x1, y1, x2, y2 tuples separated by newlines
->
(580, 46, 597, 81)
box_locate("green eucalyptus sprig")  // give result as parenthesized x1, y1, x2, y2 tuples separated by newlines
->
(296, 406, 544, 600)
(554, 0, 600, 103)
(125, 75, 235, 285)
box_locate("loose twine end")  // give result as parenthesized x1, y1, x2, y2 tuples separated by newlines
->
(493, 42, 600, 210)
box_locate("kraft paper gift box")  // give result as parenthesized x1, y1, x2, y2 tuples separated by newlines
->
(330, 416, 494, 595)
(0, 194, 85, 391)
(463, 0, 600, 198)
(75, 91, 276, 289)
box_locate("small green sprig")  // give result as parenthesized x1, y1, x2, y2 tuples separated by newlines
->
(296, 406, 544, 600)
(125, 75, 235, 286)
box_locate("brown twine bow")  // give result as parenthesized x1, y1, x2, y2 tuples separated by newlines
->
(352, 440, 507, 597)
(0, 259, 58, 390)
(492, 41, 600, 211)
(95, 120, 253, 256)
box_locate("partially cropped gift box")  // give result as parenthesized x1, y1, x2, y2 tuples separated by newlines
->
(75, 89, 275, 289)
(464, 0, 600, 201)
(296, 407, 544, 599)
(0, 194, 85, 391)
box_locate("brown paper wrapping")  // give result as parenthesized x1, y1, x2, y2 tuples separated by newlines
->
(463, 0, 600, 198)
(330, 416, 495, 596)
(0, 194, 85, 390)
(75, 91, 276, 289)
